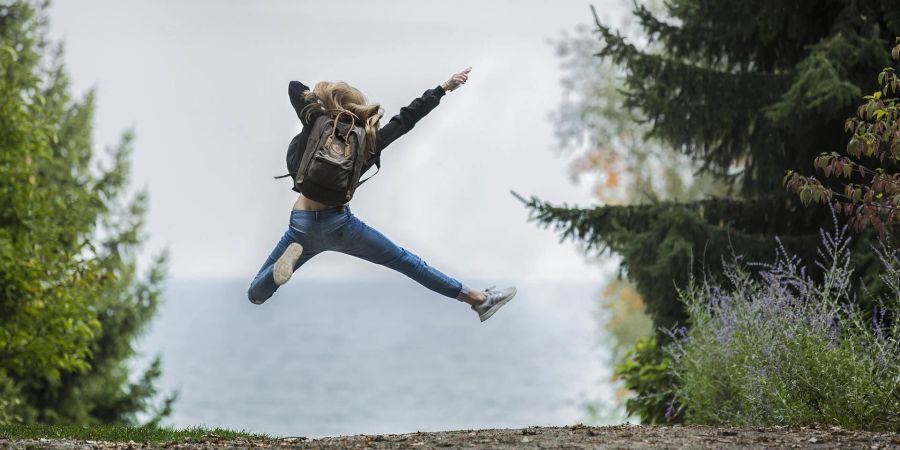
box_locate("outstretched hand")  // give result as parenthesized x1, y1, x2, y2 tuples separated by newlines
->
(442, 67, 471, 92)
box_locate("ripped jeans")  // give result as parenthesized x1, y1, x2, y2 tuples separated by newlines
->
(247, 205, 472, 305)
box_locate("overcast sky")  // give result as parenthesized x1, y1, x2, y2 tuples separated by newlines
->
(46, 0, 628, 285)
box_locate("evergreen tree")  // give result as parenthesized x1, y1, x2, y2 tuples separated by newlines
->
(522, 0, 900, 334)
(524, 0, 900, 423)
(0, 0, 173, 424)
(548, 11, 723, 422)
(548, 1, 726, 357)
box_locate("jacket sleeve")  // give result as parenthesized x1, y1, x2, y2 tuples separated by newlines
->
(373, 84, 446, 156)
(288, 80, 315, 126)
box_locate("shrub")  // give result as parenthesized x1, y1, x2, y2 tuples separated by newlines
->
(0, 372, 26, 425)
(784, 37, 900, 235)
(614, 336, 680, 424)
(665, 212, 900, 431)
(0, 1, 172, 424)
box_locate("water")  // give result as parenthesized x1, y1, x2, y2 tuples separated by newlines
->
(135, 278, 614, 438)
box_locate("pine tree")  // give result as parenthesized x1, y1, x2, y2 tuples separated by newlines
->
(0, 0, 173, 424)
(522, 0, 900, 334)
(548, 2, 727, 355)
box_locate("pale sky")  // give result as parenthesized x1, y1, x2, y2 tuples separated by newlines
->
(47, 0, 627, 284)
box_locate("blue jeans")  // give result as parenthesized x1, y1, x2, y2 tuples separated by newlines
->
(247, 205, 471, 304)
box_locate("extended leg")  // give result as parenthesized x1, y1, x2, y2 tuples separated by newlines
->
(247, 230, 317, 305)
(337, 217, 474, 301)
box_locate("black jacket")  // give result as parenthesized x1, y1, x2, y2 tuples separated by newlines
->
(286, 80, 447, 193)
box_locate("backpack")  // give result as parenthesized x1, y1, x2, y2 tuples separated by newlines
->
(279, 110, 376, 205)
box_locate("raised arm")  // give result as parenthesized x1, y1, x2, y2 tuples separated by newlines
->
(366, 68, 471, 171)
(373, 84, 446, 153)
(288, 80, 317, 126)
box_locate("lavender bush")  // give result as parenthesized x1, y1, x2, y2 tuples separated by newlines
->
(666, 213, 900, 431)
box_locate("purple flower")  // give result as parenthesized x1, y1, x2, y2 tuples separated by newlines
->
(665, 403, 676, 421)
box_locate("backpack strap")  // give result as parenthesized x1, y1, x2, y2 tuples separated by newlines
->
(273, 173, 294, 179)
(357, 156, 380, 186)
(327, 109, 356, 142)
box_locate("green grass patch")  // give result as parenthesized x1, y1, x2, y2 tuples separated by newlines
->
(0, 424, 274, 443)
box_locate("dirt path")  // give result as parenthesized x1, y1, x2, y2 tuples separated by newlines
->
(2, 424, 898, 449)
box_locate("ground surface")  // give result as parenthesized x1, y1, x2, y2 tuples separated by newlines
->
(2, 424, 898, 449)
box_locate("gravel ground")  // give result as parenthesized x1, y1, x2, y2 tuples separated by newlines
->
(2, 424, 899, 449)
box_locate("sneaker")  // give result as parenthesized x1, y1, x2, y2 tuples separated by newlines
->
(273, 242, 303, 286)
(471, 285, 517, 322)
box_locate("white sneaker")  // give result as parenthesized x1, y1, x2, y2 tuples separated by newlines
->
(273, 242, 303, 286)
(471, 285, 517, 322)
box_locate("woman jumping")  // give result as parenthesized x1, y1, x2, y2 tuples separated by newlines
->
(247, 67, 517, 322)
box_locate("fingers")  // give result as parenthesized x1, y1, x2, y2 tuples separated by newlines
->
(444, 67, 471, 91)
(454, 70, 469, 84)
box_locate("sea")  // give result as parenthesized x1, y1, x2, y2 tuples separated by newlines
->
(133, 278, 619, 438)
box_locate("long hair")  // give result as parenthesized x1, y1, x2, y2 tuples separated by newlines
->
(300, 81, 383, 157)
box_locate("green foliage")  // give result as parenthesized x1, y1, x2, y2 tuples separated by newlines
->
(0, 1, 172, 425)
(0, 424, 270, 443)
(528, 0, 900, 325)
(515, 192, 850, 331)
(614, 336, 678, 424)
(548, 5, 723, 422)
(591, 0, 898, 196)
(525, 1, 900, 423)
(785, 38, 900, 234)
(0, 2, 101, 388)
(0, 373, 26, 425)
(548, 12, 725, 205)
(596, 280, 654, 359)
(528, 0, 900, 333)
(666, 222, 900, 431)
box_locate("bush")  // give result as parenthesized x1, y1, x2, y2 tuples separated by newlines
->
(0, 1, 172, 424)
(614, 336, 680, 424)
(666, 213, 900, 431)
(0, 372, 27, 425)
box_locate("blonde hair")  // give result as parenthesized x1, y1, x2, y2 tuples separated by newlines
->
(300, 81, 384, 157)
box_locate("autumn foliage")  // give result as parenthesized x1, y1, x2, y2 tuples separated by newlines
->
(785, 38, 900, 234)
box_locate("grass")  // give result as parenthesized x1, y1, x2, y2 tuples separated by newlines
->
(0, 424, 274, 443)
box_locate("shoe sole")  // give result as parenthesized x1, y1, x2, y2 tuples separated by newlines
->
(479, 287, 517, 322)
(273, 242, 303, 286)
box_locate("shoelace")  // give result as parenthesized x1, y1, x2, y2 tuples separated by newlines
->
(471, 286, 499, 311)
(482, 285, 499, 303)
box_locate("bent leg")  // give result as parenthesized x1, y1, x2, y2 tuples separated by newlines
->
(337, 217, 469, 301)
(247, 230, 317, 305)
